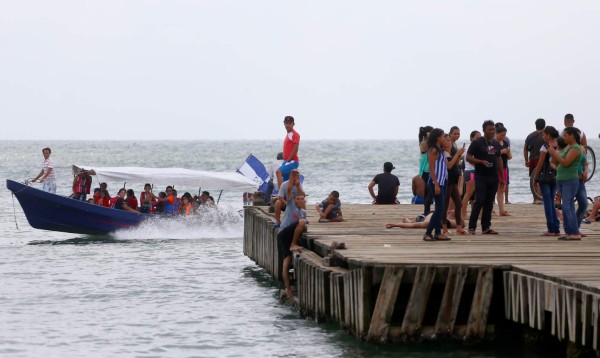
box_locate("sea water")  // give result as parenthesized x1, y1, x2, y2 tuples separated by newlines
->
(1, 140, 598, 357)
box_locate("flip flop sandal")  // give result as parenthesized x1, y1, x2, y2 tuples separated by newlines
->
(558, 236, 581, 241)
(434, 234, 451, 241)
(423, 234, 435, 242)
(482, 229, 498, 235)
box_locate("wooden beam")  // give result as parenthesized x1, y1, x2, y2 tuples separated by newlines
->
(401, 266, 436, 336)
(466, 266, 494, 338)
(435, 265, 467, 335)
(367, 266, 404, 343)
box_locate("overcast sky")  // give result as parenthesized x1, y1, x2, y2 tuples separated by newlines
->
(1, 1, 599, 140)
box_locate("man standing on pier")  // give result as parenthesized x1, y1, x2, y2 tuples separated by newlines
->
(467, 120, 504, 235)
(524, 118, 545, 204)
(276, 115, 300, 190)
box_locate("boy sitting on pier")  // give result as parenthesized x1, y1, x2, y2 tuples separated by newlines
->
(278, 193, 308, 299)
(316, 190, 344, 222)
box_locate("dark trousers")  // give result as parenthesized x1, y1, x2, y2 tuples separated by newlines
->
(443, 182, 462, 227)
(422, 172, 433, 214)
(426, 182, 446, 235)
(469, 175, 498, 231)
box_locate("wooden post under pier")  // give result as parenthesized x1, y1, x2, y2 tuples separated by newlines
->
(243, 204, 600, 351)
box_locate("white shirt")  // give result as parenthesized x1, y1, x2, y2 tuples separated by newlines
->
(268, 160, 281, 186)
(42, 158, 56, 180)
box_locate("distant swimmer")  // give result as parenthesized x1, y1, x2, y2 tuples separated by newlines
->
(276, 116, 300, 190)
(30, 147, 57, 193)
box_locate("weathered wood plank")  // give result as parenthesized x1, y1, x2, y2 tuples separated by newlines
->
(400, 266, 436, 336)
(367, 266, 404, 343)
(466, 267, 494, 338)
(435, 265, 467, 335)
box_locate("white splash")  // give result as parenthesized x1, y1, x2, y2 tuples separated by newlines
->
(113, 204, 245, 240)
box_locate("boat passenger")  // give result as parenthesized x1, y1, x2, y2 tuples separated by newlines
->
(93, 183, 108, 203)
(179, 193, 194, 215)
(72, 170, 92, 201)
(97, 189, 111, 207)
(112, 188, 140, 214)
(87, 198, 95, 204)
(140, 183, 157, 214)
(155, 192, 166, 213)
(157, 187, 179, 215)
(126, 189, 138, 211)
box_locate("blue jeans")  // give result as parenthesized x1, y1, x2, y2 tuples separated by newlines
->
(558, 179, 580, 235)
(576, 181, 588, 226)
(426, 182, 446, 235)
(540, 182, 560, 233)
(265, 179, 275, 203)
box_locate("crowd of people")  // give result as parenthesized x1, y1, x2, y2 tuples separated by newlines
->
(376, 114, 597, 242)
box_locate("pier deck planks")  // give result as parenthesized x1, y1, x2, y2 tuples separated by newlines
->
(255, 203, 600, 293)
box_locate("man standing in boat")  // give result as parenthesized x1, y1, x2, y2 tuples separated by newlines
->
(30, 147, 57, 193)
(276, 115, 300, 190)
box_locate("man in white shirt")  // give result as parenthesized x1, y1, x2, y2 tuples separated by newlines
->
(265, 152, 283, 203)
(31, 147, 57, 193)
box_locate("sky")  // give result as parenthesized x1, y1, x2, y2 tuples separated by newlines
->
(1, 1, 599, 140)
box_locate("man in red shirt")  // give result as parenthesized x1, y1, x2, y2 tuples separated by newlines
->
(276, 115, 300, 189)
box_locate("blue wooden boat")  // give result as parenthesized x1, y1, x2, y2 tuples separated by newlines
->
(6, 179, 146, 235)
(6, 165, 259, 236)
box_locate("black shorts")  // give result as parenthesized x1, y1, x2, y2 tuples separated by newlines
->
(277, 222, 298, 259)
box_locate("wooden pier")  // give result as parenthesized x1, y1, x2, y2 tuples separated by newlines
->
(243, 204, 600, 351)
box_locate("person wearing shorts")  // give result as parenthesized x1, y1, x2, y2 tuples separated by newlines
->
(277, 194, 307, 299)
(276, 116, 300, 188)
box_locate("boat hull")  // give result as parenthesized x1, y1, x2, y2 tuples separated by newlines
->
(6, 179, 146, 235)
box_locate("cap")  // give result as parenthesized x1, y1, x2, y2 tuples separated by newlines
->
(283, 115, 294, 123)
(384, 162, 395, 172)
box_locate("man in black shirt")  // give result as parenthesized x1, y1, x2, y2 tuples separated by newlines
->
(368, 162, 400, 204)
(524, 118, 546, 203)
(466, 120, 504, 234)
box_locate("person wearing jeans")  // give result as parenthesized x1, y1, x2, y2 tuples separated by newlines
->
(423, 128, 450, 241)
(532, 126, 560, 236)
(547, 126, 583, 240)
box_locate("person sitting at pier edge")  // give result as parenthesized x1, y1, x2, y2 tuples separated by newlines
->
(368, 162, 400, 204)
(532, 126, 561, 236)
(140, 183, 157, 214)
(273, 169, 304, 228)
(278, 194, 308, 299)
(546, 127, 583, 241)
(276, 115, 300, 190)
(316, 190, 344, 223)
(112, 188, 141, 214)
(467, 120, 504, 235)
(411, 175, 425, 204)
(422, 129, 451, 241)
(126, 189, 138, 211)
(71, 170, 92, 201)
(265, 152, 284, 204)
(30, 147, 57, 193)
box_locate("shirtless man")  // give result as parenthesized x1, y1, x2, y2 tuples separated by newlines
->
(385, 212, 459, 229)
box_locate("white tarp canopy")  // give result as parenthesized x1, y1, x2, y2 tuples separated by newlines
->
(73, 166, 258, 192)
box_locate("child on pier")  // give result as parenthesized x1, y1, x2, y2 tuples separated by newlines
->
(277, 193, 308, 299)
(316, 190, 344, 223)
